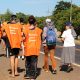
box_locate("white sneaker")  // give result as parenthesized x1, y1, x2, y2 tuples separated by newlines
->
(22, 56, 24, 58)
(22, 56, 24, 60)
(18, 56, 21, 59)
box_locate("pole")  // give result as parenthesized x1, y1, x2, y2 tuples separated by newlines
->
(70, 0, 72, 22)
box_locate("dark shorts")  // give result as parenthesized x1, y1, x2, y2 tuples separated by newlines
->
(11, 48, 20, 56)
(43, 45, 56, 53)
(44, 45, 56, 51)
(47, 45, 56, 50)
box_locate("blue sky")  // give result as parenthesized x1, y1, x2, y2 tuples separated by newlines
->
(0, 0, 80, 17)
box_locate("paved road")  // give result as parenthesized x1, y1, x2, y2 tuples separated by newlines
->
(0, 47, 80, 80)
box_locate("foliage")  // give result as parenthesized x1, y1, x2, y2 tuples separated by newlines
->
(16, 12, 29, 23)
(51, 1, 80, 34)
(0, 1, 80, 35)
(0, 9, 13, 21)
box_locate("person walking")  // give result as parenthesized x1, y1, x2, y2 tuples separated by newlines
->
(2, 15, 22, 77)
(17, 18, 25, 60)
(42, 18, 57, 74)
(23, 15, 42, 79)
(60, 22, 75, 72)
(1, 20, 11, 57)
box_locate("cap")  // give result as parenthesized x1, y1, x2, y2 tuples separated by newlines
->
(46, 18, 51, 23)
(65, 22, 72, 26)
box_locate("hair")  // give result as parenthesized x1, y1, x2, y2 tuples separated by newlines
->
(28, 15, 36, 25)
(10, 15, 17, 21)
(20, 18, 24, 23)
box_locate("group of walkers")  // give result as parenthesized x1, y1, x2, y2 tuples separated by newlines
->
(0, 15, 76, 80)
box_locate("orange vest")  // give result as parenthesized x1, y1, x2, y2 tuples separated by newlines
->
(1, 22, 7, 32)
(5, 23, 22, 48)
(24, 27, 42, 56)
(22, 23, 30, 32)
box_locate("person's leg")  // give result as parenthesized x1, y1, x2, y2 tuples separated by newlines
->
(67, 47, 75, 72)
(24, 56, 31, 78)
(6, 47, 10, 58)
(10, 56, 15, 77)
(43, 46, 49, 71)
(6, 47, 9, 58)
(60, 47, 70, 71)
(15, 57, 19, 75)
(50, 49, 56, 69)
(13, 48, 19, 75)
(49, 49, 57, 73)
(31, 56, 38, 79)
(21, 42, 24, 59)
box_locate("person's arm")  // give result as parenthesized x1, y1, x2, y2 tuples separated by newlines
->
(61, 31, 65, 42)
(61, 37, 65, 41)
(22, 32, 26, 41)
(1, 24, 7, 37)
(2, 31, 7, 37)
(42, 27, 47, 40)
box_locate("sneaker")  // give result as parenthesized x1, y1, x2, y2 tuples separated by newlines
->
(18, 56, 21, 59)
(52, 70, 57, 74)
(22, 56, 24, 60)
(67, 66, 73, 73)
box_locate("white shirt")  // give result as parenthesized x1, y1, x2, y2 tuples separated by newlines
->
(61, 29, 75, 47)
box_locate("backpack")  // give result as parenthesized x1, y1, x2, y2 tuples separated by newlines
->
(46, 27, 56, 46)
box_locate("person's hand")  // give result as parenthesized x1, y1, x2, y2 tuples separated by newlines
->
(22, 36, 26, 41)
(3, 32, 6, 36)
(57, 38, 62, 42)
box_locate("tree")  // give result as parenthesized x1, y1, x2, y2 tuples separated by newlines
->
(2, 9, 13, 21)
(16, 12, 29, 23)
(36, 17, 46, 29)
(51, 1, 80, 33)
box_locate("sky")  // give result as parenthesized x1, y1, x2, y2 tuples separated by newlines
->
(0, 0, 80, 17)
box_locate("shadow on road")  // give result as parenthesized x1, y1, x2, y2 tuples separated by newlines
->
(8, 67, 25, 74)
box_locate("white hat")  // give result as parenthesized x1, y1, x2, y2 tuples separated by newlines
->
(46, 18, 51, 23)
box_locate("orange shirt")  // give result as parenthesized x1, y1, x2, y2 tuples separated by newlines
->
(24, 27, 42, 56)
(5, 23, 22, 48)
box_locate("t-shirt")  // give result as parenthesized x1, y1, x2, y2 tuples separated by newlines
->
(61, 29, 75, 47)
